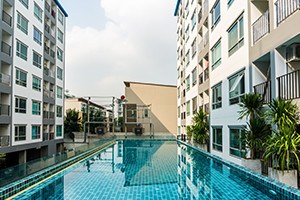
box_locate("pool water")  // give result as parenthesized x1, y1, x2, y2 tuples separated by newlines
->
(11, 140, 297, 199)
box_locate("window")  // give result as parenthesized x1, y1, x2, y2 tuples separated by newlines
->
(57, 48, 63, 61)
(58, 10, 64, 25)
(15, 125, 26, 141)
(57, 86, 63, 98)
(17, 12, 28, 34)
(32, 76, 41, 91)
(57, 106, 62, 117)
(15, 97, 26, 113)
(228, 15, 244, 56)
(211, 0, 220, 29)
(199, 72, 203, 84)
(211, 39, 221, 70)
(56, 125, 62, 137)
(34, 2, 43, 22)
(230, 128, 246, 158)
(212, 83, 222, 109)
(229, 71, 245, 105)
(33, 27, 42, 45)
(57, 67, 63, 80)
(16, 68, 27, 87)
(16, 40, 28, 60)
(186, 101, 191, 116)
(186, 75, 190, 91)
(228, 0, 234, 7)
(191, 10, 196, 30)
(204, 68, 209, 81)
(33, 51, 42, 68)
(32, 100, 41, 115)
(58, 29, 63, 43)
(32, 125, 40, 139)
(19, 0, 28, 8)
(191, 39, 196, 57)
(213, 127, 222, 151)
(192, 67, 197, 86)
(185, 25, 190, 41)
(192, 96, 197, 114)
(186, 50, 190, 65)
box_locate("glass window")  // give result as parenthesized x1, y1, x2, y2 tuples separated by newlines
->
(186, 75, 190, 91)
(57, 106, 62, 117)
(19, 0, 28, 8)
(211, 0, 220, 28)
(57, 48, 63, 61)
(32, 100, 41, 115)
(15, 97, 26, 113)
(229, 71, 245, 105)
(191, 39, 196, 57)
(33, 51, 42, 68)
(191, 10, 196, 30)
(16, 40, 28, 60)
(33, 27, 42, 45)
(58, 10, 64, 25)
(192, 96, 197, 114)
(204, 68, 209, 81)
(58, 29, 64, 43)
(230, 128, 246, 158)
(32, 76, 41, 92)
(32, 125, 40, 139)
(186, 50, 190, 65)
(56, 125, 62, 137)
(186, 101, 191, 116)
(212, 83, 222, 109)
(17, 12, 28, 34)
(192, 67, 197, 86)
(57, 67, 63, 80)
(57, 86, 63, 98)
(15, 125, 26, 141)
(16, 68, 27, 87)
(211, 39, 221, 70)
(199, 72, 203, 84)
(213, 127, 222, 151)
(34, 2, 43, 22)
(228, 15, 244, 56)
(228, 0, 234, 7)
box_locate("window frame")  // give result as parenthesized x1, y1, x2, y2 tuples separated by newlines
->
(32, 100, 41, 115)
(15, 97, 27, 114)
(212, 127, 223, 152)
(32, 75, 41, 92)
(16, 40, 28, 61)
(186, 75, 190, 91)
(57, 48, 63, 61)
(57, 66, 63, 80)
(186, 100, 191, 116)
(58, 28, 64, 44)
(211, 39, 221, 70)
(33, 26, 42, 45)
(229, 127, 246, 158)
(228, 71, 245, 105)
(212, 82, 222, 110)
(56, 125, 63, 137)
(57, 86, 63, 99)
(32, 125, 41, 139)
(192, 67, 197, 86)
(228, 14, 244, 56)
(56, 106, 62, 117)
(15, 68, 27, 87)
(33, 51, 42, 68)
(211, 0, 221, 29)
(15, 125, 26, 141)
(34, 2, 43, 22)
(17, 12, 28, 34)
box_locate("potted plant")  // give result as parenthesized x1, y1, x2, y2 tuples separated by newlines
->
(264, 98, 300, 187)
(238, 93, 270, 173)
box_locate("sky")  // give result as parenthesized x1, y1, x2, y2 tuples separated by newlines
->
(59, 0, 177, 99)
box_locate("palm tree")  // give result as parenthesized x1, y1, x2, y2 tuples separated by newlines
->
(64, 109, 81, 141)
(238, 93, 264, 121)
(189, 110, 209, 144)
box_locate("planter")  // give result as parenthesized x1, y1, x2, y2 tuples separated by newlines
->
(268, 168, 298, 188)
(241, 159, 262, 174)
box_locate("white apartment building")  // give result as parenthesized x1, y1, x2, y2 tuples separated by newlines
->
(0, 0, 67, 167)
(175, 0, 300, 170)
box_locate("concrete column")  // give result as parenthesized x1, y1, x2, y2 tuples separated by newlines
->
(18, 150, 26, 164)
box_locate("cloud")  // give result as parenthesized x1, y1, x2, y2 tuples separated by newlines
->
(65, 0, 177, 98)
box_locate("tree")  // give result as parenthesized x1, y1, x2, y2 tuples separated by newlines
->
(64, 109, 81, 141)
(82, 109, 105, 133)
(188, 110, 209, 144)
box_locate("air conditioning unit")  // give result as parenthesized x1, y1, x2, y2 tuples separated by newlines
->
(286, 43, 300, 62)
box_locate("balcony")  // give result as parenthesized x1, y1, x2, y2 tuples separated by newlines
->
(254, 80, 271, 103)
(0, 104, 10, 116)
(50, 49, 55, 59)
(43, 132, 49, 141)
(0, 73, 10, 85)
(2, 10, 12, 26)
(275, 0, 300, 26)
(204, 103, 209, 114)
(277, 70, 300, 100)
(45, 24, 50, 34)
(252, 10, 269, 44)
(1, 41, 11, 56)
(43, 89, 55, 98)
(43, 111, 55, 119)
(0, 136, 9, 147)
(44, 46, 50, 54)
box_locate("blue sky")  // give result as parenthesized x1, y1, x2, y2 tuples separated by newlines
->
(59, 0, 177, 99)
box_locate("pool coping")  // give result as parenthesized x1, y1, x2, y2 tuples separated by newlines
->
(0, 140, 116, 200)
(179, 140, 300, 199)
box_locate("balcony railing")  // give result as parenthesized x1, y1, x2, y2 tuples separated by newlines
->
(50, 132, 55, 140)
(50, 49, 55, 58)
(277, 69, 300, 100)
(44, 46, 50, 54)
(43, 132, 49, 141)
(45, 24, 50, 34)
(1, 41, 11, 56)
(44, 67, 55, 78)
(252, 10, 270, 44)
(254, 80, 271, 103)
(275, 0, 300, 26)
(0, 104, 10, 116)
(2, 10, 12, 26)
(0, 136, 9, 147)
(0, 73, 10, 85)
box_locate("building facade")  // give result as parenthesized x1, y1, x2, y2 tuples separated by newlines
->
(175, 0, 300, 167)
(0, 0, 67, 168)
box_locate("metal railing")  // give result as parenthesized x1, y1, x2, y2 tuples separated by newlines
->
(44, 46, 50, 54)
(43, 132, 49, 141)
(44, 68, 55, 78)
(0, 104, 10, 116)
(275, 0, 300, 26)
(50, 49, 55, 58)
(277, 69, 300, 100)
(1, 41, 11, 56)
(0, 72, 10, 85)
(252, 10, 270, 44)
(45, 24, 50, 33)
(0, 136, 9, 147)
(2, 10, 12, 26)
(254, 80, 271, 103)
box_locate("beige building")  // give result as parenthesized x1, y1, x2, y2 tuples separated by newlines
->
(124, 81, 177, 135)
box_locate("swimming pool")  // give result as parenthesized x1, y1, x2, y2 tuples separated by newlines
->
(9, 140, 300, 199)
